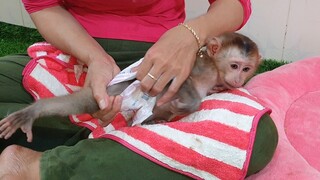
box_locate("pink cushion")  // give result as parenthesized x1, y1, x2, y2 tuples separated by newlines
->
(244, 57, 320, 179)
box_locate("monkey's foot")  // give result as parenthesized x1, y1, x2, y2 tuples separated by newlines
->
(0, 110, 35, 142)
(0, 145, 41, 180)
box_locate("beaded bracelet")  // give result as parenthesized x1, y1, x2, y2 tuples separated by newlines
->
(179, 23, 203, 57)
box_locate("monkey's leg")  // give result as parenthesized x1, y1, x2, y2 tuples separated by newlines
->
(0, 80, 133, 142)
(142, 103, 173, 125)
(170, 79, 202, 114)
(0, 88, 97, 142)
(144, 80, 202, 124)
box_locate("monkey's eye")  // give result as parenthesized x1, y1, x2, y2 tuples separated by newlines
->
(230, 64, 238, 69)
(243, 67, 251, 72)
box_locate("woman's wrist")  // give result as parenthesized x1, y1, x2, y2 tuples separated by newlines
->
(174, 26, 198, 56)
(179, 23, 202, 50)
(183, 16, 210, 49)
(84, 51, 115, 67)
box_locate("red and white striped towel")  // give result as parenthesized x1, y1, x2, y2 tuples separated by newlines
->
(23, 42, 271, 180)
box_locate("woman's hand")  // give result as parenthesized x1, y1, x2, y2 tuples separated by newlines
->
(84, 56, 122, 126)
(92, 95, 123, 127)
(136, 24, 200, 106)
(30, 6, 124, 126)
(136, 0, 245, 106)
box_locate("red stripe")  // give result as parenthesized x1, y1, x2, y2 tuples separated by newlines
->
(166, 121, 250, 150)
(170, 92, 260, 122)
(24, 77, 55, 99)
(110, 113, 128, 130)
(73, 114, 93, 122)
(200, 99, 259, 116)
(119, 126, 243, 179)
(92, 126, 106, 138)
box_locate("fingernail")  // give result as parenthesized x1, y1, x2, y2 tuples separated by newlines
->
(99, 99, 106, 110)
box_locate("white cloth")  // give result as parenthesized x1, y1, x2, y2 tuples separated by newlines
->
(108, 58, 156, 125)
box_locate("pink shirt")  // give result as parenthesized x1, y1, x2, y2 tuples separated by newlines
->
(22, 0, 251, 43)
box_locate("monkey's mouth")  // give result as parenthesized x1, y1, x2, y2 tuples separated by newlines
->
(218, 82, 235, 91)
(224, 82, 236, 90)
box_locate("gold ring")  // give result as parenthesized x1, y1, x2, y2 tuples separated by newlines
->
(147, 73, 158, 81)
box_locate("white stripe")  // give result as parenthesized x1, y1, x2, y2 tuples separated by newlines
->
(65, 84, 82, 92)
(29, 42, 50, 48)
(180, 109, 254, 132)
(238, 88, 251, 95)
(56, 53, 71, 63)
(109, 130, 219, 180)
(141, 125, 246, 169)
(30, 90, 40, 100)
(82, 121, 98, 129)
(88, 133, 94, 139)
(36, 51, 47, 57)
(203, 92, 264, 110)
(103, 123, 115, 133)
(38, 59, 47, 66)
(30, 64, 69, 96)
(70, 115, 80, 123)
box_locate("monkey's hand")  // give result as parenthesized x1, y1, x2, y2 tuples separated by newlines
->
(0, 107, 36, 143)
(207, 85, 228, 95)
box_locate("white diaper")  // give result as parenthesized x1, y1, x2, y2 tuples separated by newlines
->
(108, 58, 156, 126)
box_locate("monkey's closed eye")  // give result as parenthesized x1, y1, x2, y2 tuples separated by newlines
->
(230, 64, 238, 69)
(242, 67, 250, 72)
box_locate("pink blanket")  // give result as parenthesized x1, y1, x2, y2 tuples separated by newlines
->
(245, 57, 320, 179)
(23, 42, 271, 180)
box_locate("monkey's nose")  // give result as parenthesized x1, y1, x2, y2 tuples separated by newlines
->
(235, 82, 244, 88)
(233, 79, 244, 88)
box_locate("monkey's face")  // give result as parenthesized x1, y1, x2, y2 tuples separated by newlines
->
(217, 56, 257, 89)
(205, 32, 261, 92)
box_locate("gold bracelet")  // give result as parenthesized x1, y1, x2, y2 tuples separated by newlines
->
(179, 23, 201, 50)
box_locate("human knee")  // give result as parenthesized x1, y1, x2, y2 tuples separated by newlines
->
(246, 114, 278, 176)
(0, 145, 23, 158)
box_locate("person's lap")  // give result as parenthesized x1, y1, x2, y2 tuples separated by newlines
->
(0, 39, 278, 178)
(0, 39, 154, 148)
(0, 54, 85, 152)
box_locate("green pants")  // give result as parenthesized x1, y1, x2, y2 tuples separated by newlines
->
(0, 39, 278, 179)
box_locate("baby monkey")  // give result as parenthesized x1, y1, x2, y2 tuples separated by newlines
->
(0, 32, 261, 142)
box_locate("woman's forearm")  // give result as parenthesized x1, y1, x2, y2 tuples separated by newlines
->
(185, 0, 244, 47)
(30, 6, 114, 65)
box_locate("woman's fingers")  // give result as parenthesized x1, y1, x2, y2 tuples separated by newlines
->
(147, 70, 174, 97)
(91, 80, 109, 109)
(84, 57, 120, 110)
(137, 56, 191, 106)
(92, 95, 122, 127)
(156, 77, 181, 106)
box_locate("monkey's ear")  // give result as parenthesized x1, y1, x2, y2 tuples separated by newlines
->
(206, 37, 221, 57)
(258, 54, 263, 65)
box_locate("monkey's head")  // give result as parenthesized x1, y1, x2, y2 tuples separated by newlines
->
(206, 32, 261, 89)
